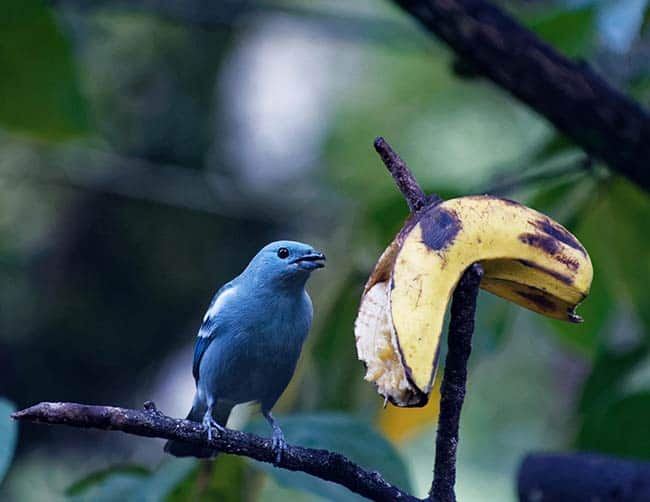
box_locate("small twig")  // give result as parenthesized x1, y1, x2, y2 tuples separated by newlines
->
(373, 137, 438, 212)
(432, 263, 484, 502)
(11, 402, 418, 502)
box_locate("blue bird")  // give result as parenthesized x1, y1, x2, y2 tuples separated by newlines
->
(164, 240, 325, 460)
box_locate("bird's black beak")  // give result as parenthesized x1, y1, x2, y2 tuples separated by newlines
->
(291, 251, 326, 269)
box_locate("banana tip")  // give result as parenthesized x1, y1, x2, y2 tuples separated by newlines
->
(568, 311, 583, 323)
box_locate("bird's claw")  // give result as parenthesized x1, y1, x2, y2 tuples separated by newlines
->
(202, 416, 225, 441)
(271, 428, 286, 465)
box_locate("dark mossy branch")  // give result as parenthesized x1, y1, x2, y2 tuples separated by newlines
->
(391, 0, 650, 191)
(11, 402, 417, 502)
(432, 263, 483, 502)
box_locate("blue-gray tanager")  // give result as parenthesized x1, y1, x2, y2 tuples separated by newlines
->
(165, 240, 325, 460)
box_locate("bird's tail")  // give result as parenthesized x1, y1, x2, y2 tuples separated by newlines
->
(164, 399, 232, 458)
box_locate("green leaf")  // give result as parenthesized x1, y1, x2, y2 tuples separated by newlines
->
(527, 6, 597, 57)
(531, 134, 576, 163)
(642, 4, 650, 33)
(139, 458, 196, 501)
(473, 292, 514, 354)
(167, 456, 248, 502)
(0, 0, 89, 139)
(309, 273, 369, 411)
(529, 176, 649, 357)
(66, 465, 150, 496)
(546, 257, 611, 357)
(523, 177, 607, 356)
(247, 413, 411, 501)
(67, 471, 146, 502)
(577, 391, 650, 459)
(577, 178, 650, 330)
(577, 345, 649, 416)
(67, 458, 195, 502)
(0, 399, 17, 484)
(629, 74, 650, 103)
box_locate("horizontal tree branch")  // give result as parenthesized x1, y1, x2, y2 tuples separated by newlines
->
(11, 401, 418, 502)
(518, 452, 650, 501)
(392, 0, 650, 191)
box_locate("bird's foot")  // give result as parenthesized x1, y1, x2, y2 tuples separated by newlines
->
(202, 415, 226, 441)
(271, 427, 286, 465)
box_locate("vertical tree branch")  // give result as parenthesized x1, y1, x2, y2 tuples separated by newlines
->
(374, 137, 483, 502)
(432, 263, 483, 502)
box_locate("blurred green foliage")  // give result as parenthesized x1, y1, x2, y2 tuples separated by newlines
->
(66, 465, 150, 497)
(67, 458, 194, 501)
(526, 5, 597, 57)
(1, 0, 649, 501)
(0, 0, 88, 138)
(168, 456, 248, 501)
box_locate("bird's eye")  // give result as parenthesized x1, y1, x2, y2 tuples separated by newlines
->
(277, 247, 290, 259)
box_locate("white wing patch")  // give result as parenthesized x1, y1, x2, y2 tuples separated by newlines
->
(199, 286, 237, 338)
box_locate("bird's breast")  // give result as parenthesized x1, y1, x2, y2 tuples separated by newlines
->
(198, 291, 312, 404)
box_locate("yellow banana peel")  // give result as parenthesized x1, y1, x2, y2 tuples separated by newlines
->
(354, 195, 593, 407)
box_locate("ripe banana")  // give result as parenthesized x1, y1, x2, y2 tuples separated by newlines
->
(354, 195, 592, 407)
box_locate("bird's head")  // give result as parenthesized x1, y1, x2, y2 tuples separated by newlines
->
(246, 240, 326, 288)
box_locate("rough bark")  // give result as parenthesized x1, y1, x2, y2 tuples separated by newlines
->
(11, 402, 417, 502)
(432, 263, 483, 502)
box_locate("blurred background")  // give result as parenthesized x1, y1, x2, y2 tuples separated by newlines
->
(0, 0, 649, 500)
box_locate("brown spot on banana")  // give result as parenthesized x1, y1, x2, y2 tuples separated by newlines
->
(532, 217, 587, 256)
(516, 289, 557, 312)
(519, 232, 561, 255)
(419, 206, 462, 252)
(500, 197, 524, 207)
(517, 259, 575, 285)
(554, 254, 580, 271)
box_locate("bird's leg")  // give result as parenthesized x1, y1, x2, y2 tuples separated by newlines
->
(202, 404, 226, 441)
(262, 410, 286, 465)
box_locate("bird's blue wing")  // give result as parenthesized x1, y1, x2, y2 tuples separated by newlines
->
(192, 282, 235, 382)
(192, 336, 212, 382)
